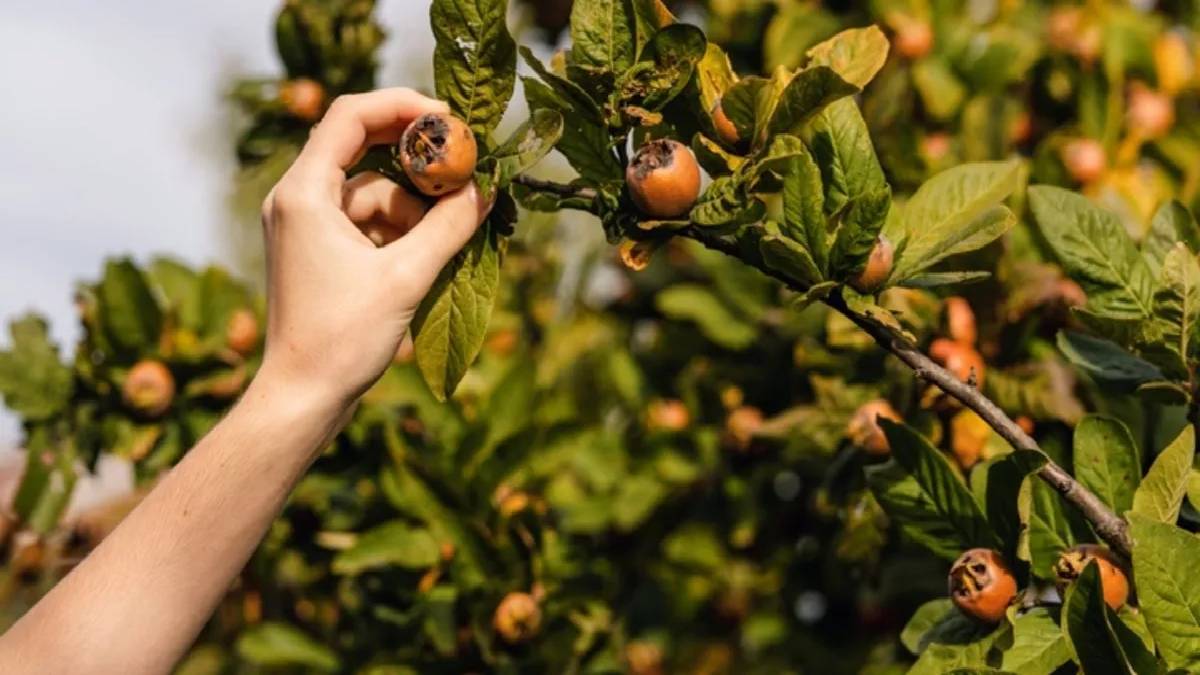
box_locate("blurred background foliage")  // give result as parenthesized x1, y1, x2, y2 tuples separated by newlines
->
(0, 0, 1199, 672)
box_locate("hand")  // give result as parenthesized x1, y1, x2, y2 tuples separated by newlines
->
(257, 88, 490, 408)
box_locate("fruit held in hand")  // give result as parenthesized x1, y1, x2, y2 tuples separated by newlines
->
(226, 308, 260, 356)
(280, 78, 326, 121)
(1061, 139, 1106, 184)
(1054, 545, 1129, 610)
(710, 101, 740, 146)
(400, 112, 478, 197)
(949, 548, 1018, 623)
(493, 592, 542, 644)
(627, 139, 701, 219)
(847, 399, 902, 456)
(850, 235, 894, 293)
(122, 360, 176, 418)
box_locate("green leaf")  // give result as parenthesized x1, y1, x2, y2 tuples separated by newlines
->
(981, 450, 1047, 560)
(570, 0, 637, 77)
(0, 315, 72, 421)
(1128, 513, 1200, 671)
(1000, 607, 1072, 675)
(1152, 243, 1200, 375)
(1023, 477, 1089, 579)
(411, 225, 502, 400)
(760, 229, 823, 287)
(780, 151, 828, 273)
(829, 186, 892, 279)
(912, 58, 967, 121)
(695, 43, 737, 113)
(1061, 562, 1158, 675)
(1073, 415, 1140, 516)
(1028, 186, 1155, 319)
(236, 622, 339, 672)
(898, 271, 992, 288)
(1056, 331, 1164, 385)
(522, 75, 620, 182)
(766, 66, 858, 137)
(901, 598, 954, 655)
(431, 0, 516, 138)
(421, 585, 459, 656)
(655, 284, 757, 350)
(804, 25, 889, 89)
(889, 160, 1022, 282)
(98, 258, 163, 353)
(806, 98, 887, 221)
(1131, 424, 1194, 524)
(332, 520, 441, 575)
(13, 431, 77, 535)
(491, 109, 564, 187)
(1143, 200, 1200, 276)
(689, 176, 764, 227)
(909, 611, 1006, 675)
(628, 23, 706, 111)
(721, 72, 786, 148)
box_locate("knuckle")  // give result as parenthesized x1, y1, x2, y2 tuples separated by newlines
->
(270, 182, 316, 218)
(326, 94, 359, 117)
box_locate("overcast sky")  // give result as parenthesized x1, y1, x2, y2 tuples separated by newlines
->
(0, 0, 439, 445)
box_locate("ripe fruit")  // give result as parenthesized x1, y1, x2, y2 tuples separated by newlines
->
(1060, 138, 1107, 184)
(710, 101, 740, 146)
(625, 640, 665, 675)
(280, 78, 326, 121)
(1009, 112, 1033, 145)
(626, 139, 701, 219)
(400, 112, 478, 197)
(929, 338, 986, 387)
(647, 398, 690, 432)
(944, 297, 977, 346)
(226, 308, 259, 356)
(847, 399, 902, 456)
(1127, 83, 1175, 138)
(920, 132, 952, 163)
(122, 360, 175, 418)
(949, 409, 990, 470)
(724, 405, 764, 452)
(850, 235, 895, 293)
(893, 19, 934, 59)
(1054, 545, 1129, 610)
(948, 548, 1018, 623)
(493, 592, 542, 644)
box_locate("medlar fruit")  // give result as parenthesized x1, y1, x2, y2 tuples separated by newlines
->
(493, 591, 542, 644)
(1054, 544, 1129, 610)
(280, 78, 326, 122)
(400, 112, 478, 197)
(949, 548, 1018, 623)
(850, 235, 895, 293)
(847, 399, 902, 456)
(710, 100, 740, 147)
(122, 360, 176, 418)
(626, 139, 701, 219)
(226, 308, 260, 356)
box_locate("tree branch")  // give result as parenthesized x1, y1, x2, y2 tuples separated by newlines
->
(680, 224, 1133, 558)
(511, 175, 598, 201)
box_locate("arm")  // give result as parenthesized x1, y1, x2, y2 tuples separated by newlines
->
(0, 88, 490, 673)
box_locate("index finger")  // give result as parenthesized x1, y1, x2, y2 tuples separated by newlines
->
(297, 88, 450, 177)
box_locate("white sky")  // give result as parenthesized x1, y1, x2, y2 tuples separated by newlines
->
(0, 0, 438, 445)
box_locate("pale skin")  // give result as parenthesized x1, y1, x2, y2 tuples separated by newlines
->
(0, 88, 490, 673)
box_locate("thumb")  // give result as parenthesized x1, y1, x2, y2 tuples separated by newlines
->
(383, 182, 492, 288)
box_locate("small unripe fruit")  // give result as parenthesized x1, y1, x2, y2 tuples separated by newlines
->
(647, 398, 690, 432)
(122, 360, 175, 418)
(949, 548, 1018, 623)
(1127, 83, 1175, 138)
(1054, 545, 1129, 610)
(493, 592, 542, 644)
(626, 139, 701, 219)
(400, 112, 477, 197)
(894, 20, 934, 59)
(850, 235, 894, 293)
(226, 308, 259, 356)
(929, 338, 986, 387)
(724, 405, 764, 452)
(1061, 139, 1106, 184)
(847, 399, 902, 456)
(944, 297, 977, 346)
(710, 101, 740, 146)
(280, 78, 326, 121)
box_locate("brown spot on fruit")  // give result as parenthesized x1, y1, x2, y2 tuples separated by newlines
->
(400, 112, 477, 197)
(948, 548, 1018, 623)
(226, 308, 259, 356)
(850, 235, 894, 293)
(627, 139, 701, 219)
(847, 399, 902, 456)
(493, 592, 542, 644)
(122, 360, 175, 418)
(1054, 544, 1129, 610)
(280, 78, 326, 121)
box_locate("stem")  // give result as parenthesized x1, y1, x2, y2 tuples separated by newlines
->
(505, 173, 1134, 556)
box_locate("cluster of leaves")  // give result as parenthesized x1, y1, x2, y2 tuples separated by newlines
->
(2, 0, 1200, 674)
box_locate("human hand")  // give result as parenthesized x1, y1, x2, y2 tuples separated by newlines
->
(257, 88, 490, 409)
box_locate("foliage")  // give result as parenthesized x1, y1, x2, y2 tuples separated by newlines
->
(3, 0, 1200, 673)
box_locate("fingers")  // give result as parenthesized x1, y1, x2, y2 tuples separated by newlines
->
(296, 88, 449, 179)
(342, 172, 428, 246)
(383, 183, 492, 285)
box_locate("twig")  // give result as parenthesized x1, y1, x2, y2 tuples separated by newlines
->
(511, 175, 598, 201)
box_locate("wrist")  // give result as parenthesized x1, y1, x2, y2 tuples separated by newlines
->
(237, 364, 351, 458)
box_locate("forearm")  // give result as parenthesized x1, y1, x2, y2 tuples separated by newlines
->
(0, 373, 346, 674)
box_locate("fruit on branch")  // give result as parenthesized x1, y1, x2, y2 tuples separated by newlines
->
(920, 133, 952, 163)
(1047, 7, 1100, 63)
(850, 235, 894, 293)
(724, 405, 764, 452)
(1009, 112, 1033, 145)
(1154, 31, 1194, 96)
(929, 338, 986, 387)
(280, 78, 326, 122)
(626, 139, 701, 219)
(847, 399, 902, 456)
(710, 101, 740, 147)
(948, 548, 1017, 623)
(400, 112, 478, 197)
(493, 591, 542, 644)
(949, 409, 990, 470)
(122, 360, 176, 418)
(892, 18, 933, 59)
(1060, 138, 1106, 184)
(624, 640, 665, 675)
(647, 398, 690, 432)
(1054, 545, 1129, 610)
(1127, 82, 1175, 138)
(944, 297, 977, 346)
(226, 308, 260, 356)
